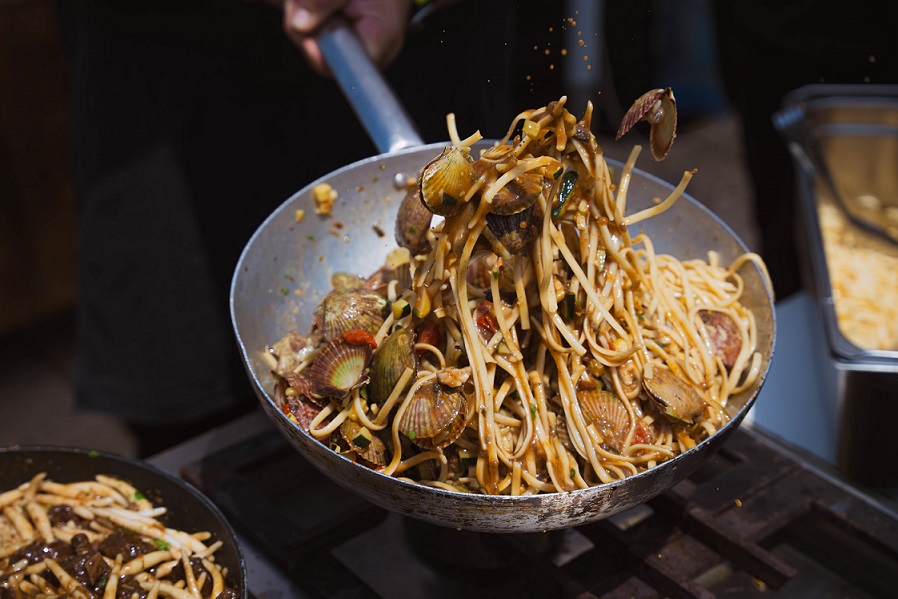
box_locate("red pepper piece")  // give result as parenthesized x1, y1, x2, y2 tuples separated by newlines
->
(415, 319, 443, 355)
(475, 300, 499, 335)
(341, 328, 378, 350)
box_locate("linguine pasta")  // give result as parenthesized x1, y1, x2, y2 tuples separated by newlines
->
(269, 96, 770, 496)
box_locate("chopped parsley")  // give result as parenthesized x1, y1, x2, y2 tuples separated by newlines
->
(153, 539, 171, 551)
(530, 404, 538, 419)
(307, 234, 316, 241)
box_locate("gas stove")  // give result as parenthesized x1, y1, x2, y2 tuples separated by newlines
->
(150, 407, 898, 598)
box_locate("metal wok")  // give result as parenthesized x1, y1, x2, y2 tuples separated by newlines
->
(230, 21, 776, 533)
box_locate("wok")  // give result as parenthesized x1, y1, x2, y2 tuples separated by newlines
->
(0, 446, 248, 597)
(230, 21, 776, 533)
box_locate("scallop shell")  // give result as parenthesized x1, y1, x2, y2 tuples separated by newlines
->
(398, 380, 468, 449)
(340, 420, 388, 467)
(367, 328, 418, 406)
(395, 185, 433, 254)
(615, 88, 677, 161)
(643, 368, 705, 424)
(308, 339, 372, 399)
(699, 310, 742, 369)
(578, 389, 631, 452)
(485, 202, 542, 255)
(314, 289, 389, 341)
(490, 171, 546, 215)
(419, 146, 475, 216)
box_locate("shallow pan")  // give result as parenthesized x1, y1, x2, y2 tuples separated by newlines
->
(229, 21, 775, 532)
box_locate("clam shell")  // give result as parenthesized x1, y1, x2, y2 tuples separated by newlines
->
(398, 380, 468, 449)
(699, 310, 742, 369)
(642, 368, 705, 424)
(419, 146, 475, 216)
(331, 272, 366, 292)
(490, 171, 546, 215)
(615, 88, 677, 161)
(314, 289, 389, 341)
(367, 328, 418, 406)
(309, 339, 372, 399)
(340, 420, 388, 467)
(395, 185, 433, 254)
(485, 202, 542, 255)
(578, 389, 630, 452)
(270, 331, 320, 374)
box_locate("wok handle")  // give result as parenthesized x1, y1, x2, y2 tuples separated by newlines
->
(317, 16, 424, 154)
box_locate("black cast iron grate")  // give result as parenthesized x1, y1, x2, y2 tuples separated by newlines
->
(182, 427, 898, 598)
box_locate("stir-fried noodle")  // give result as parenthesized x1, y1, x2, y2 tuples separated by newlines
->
(268, 97, 769, 496)
(0, 472, 236, 598)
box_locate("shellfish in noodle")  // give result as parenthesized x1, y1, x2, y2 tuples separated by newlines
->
(398, 380, 468, 450)
(419, 146, 475, 216)
(308, 339, 372, 398)
(642, 368, 705, 425)
(313, 289, 389, 341)
(367, 328, 418, 406)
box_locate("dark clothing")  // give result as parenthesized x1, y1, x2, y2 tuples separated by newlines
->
(56, 0, 558, 441)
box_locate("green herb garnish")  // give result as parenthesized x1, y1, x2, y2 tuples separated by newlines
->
(551, 170, 579, 219)
(153, 539, 171, 551)
(530, 404, 538, 419)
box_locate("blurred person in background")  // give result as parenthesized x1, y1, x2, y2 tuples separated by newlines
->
(55, 0, 562, 457)
(713, 0, 898, 298)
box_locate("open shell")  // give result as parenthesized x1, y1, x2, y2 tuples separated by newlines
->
(308, 339, 372, 399)
(419, 146, 475, 216)
(314, 289, 389, 341)
(643, 368, 705, 424)
(398, 380, 468, 450)
(615, 88, 677, 161)
(340, 420, 388, 467)
(367, 328, 418, 406)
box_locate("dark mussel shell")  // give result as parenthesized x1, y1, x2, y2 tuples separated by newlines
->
(698, 310, 742, 369)
(314, 289, 389, 341)
(485, 202, 542, 256)
(395, 185, 433, 255)
(309, 339, 373, 399)
(340, 420, 389, 467)
(367, 328, 418, 406)
(398, 380, 468, 450)
(642, 368, 705, 425)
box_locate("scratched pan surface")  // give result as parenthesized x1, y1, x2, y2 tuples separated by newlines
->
(230, 138, 776, 533)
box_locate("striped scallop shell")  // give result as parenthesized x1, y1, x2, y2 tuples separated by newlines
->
(314, 289, 389, 341)
(615, 87, 677, 161)
(578, 389, 631, 453)
(308, 339, 372, 399)
(367, 328, 418, 406)
(340, 420, 388, 467)
(398, 380, 468, 450)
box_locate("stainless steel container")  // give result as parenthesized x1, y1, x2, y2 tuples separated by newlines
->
(775, 84, 898, 487)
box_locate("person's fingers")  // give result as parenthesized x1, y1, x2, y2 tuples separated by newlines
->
(343, 0, 410, 69)
(284, 0, 344, 34)
(284, 0, 409, 74)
